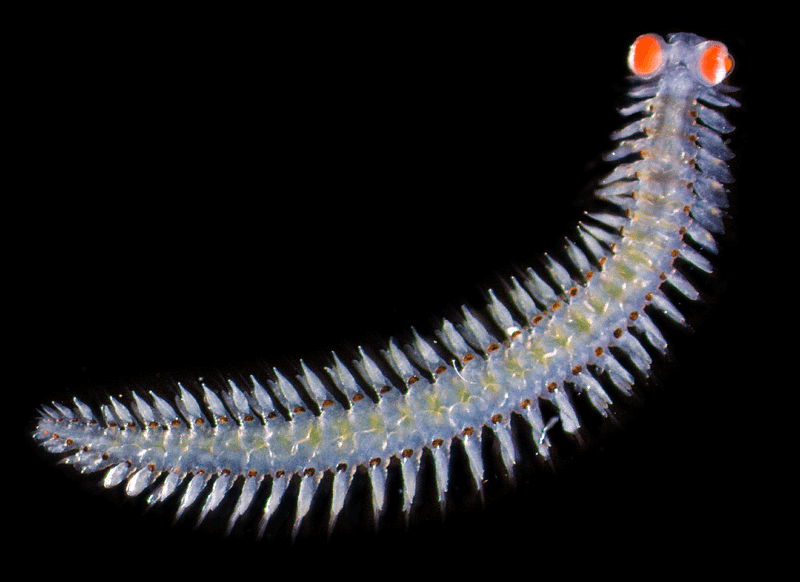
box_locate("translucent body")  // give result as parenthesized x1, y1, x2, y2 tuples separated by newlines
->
(33, 32, 738, 538)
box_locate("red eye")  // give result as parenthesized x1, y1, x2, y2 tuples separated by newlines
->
(628, 33, 665, 78)
(697, 41, 734, 85)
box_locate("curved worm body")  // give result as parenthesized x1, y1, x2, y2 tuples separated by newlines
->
(32, 32, 739, 540)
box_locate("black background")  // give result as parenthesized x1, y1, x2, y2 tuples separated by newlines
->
(12, 15, 765, 574)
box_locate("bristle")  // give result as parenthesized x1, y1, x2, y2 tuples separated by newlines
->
(258, 473, 289, 539)
(292, 471, 321, 540)
(226, 474, 263, 535)
(175, 473, 209, 523)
